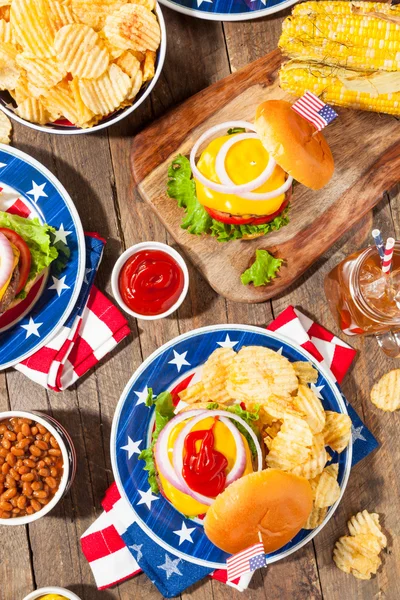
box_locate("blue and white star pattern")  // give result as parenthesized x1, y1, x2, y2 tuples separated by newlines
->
(318, 104, 338, 126)
(112, 325, 380, 573)
(249, 554, 267, 570)
(157, 555, 183, 579)
(157, 0, 297, 22)
(0, 146, 85, 369)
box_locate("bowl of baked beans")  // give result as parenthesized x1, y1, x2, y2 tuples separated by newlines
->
(23, 586, 82, 600)
(0, 411, 76, 524)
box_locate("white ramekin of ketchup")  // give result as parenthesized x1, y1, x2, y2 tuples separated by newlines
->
(111, 242, 189, 320)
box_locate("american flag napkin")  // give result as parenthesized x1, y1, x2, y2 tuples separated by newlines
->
(80, 306, 378, 597)
(15, 234, 130, 391)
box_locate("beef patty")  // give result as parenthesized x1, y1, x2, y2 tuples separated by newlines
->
(0, 265, 19, 315)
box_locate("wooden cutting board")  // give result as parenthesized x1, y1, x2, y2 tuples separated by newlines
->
(131, 49, 400, 303)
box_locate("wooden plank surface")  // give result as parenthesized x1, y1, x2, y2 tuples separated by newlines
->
(1, 7, 399, 600)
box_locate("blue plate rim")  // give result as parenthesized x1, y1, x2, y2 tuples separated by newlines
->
(0, 143, 86, 369)
(158, 0, 298, 21)
(111, 324, 352, 569)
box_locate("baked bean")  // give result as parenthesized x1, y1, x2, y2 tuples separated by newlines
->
(1, 439, 11, 450)
(17, 495, 27, 509)
(1, 463, 9, 475)
(18, 466, 30, 475)
(31, 499, 41, 512)
(37, 460, 46, 469)
(31, 481, 42, 491)
(50, 467, 58, 478)
(17, 438, 31, 449)
(12, 507, 20, 515)
(43, 433, 51, 443)
(5, 474, 16, 488)
(21, 473, 34, 482)
(44, 457, 52, 466)
(9, 469, 20, 481)
(0, 448, 7, 458)
(10, 418, 18, 427)
(35, 434, 43, 441)
(20, 418, 32, 425)
(0, 501, 13, 511)
(23, 458, 36, 468)
(38, 468, 50, 477)
(21, 423, 31, 436)
(44, 476, 57, 489)
(17, 432, 24, 441)
(6, 453, 16, 467)
(22, 482, 32, 497)
(33, 490, 48, 499)
(2, 487, 17, 500)
(11, 447, 25, 457)
(30, 445, 42, 457)
(49, 436, 59, 449)
(35, 440, 48, 451)
(0, 425, 6, 434)
(30, 426, 38, 435)
(4, 431, 16, 442)
(48, 449, 62, 457)
(0, 510, 10, 518)
(26, 506, 34, 515)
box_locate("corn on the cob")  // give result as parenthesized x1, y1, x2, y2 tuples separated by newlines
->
(280, 61, 400, 115)
(279, 11, 400, 72)
(292, 1, 400, 16)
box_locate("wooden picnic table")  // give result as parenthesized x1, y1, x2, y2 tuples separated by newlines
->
(1, 8, 400, 600)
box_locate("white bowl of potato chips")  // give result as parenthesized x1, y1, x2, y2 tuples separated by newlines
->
(0, 0, 166, 134)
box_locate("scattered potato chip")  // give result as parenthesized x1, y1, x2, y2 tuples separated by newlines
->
(78, 63, 130, 115)
(333, 534, 382, 579)
(347, 510, 387, 549)
(304, 504, 327, 529)
(54, 24, 109, 79)
(16, 54, 66, 90)
(178, 381, 209, 405)
(292, 361, 318, 385)
(48, 0, 78, 37)
(227, 346, 298, 403)
(142, 49, 155, 82)
(323, 411, 352, 453)
(71, 0, 124, 31)
(293, 384, 326, 434)
(201, 347, 236, 404)
(0, 109, 11, 143)
(10, 0, 55, 58)
(370, 369, 400, 412)
(266, 414, 313, 470)
(15, 97, 50, 125)
(103, 4, 160, 52)
(291, 432, 327, 479)
(314, 465, 341, 508)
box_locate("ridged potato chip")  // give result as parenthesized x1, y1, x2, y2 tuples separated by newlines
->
(78, 63, 130, 115)
(201, 347, 235, 404)
(116, 50, 142, 98)
(142, 49, 155, 82)
(15, 97, 50, 125)
(347, 510, 387, 549)
(304, 504, 327, 529)
(48, 0, 78, 37)
(41, 83, 80, 124)
(0, 19, 13, 43)
(266, 414, 313, 470)
(71, 0, 124, 31)
(178, 381, 209, 405)
(293, 361, 318, 385)
(291, 432, 327, 479)
(133, 0, 156, 10)
(103, 4, 160, 52)
(333, 534, 381, 579)
(16, 54, 66, 90)
(293, 384, 325, 434)
(323, 411, 352, 453)
(227, 346, 298, 403)
(70, 76, 95, 126)
(10, 0, 55, 58)
(0, 109, 11, 143)
(314, 465, 341, 508)
(54, 23, 109, 79)
(370, 369, 400, 412)
(14, 74, 30, 104)
(262, 394, 300, 421)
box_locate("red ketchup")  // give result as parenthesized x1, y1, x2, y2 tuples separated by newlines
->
(182, 418, 228, 497)
(118, 249, 184, 316)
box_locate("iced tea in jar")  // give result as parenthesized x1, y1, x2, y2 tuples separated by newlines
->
(324, 242, 400, 357)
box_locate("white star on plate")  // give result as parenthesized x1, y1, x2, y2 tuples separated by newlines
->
(52, 224, 72, 245)
(157, 555, 182, 579)
(173, 521, 195, 546)
(48, 275, 70, 297)
(135, 386, 150, 406)
(84, 268, 92, 284)
(311, 383, 325, 399)
(197, 0, 212, 6)
(276, 346, 284, 355)
(129, 543, 143, 563)
(121, 437, 142, 459)
(168, 350, 190, 373)
(352, 424, 366, 443)
(137, 488, 159, 510)
(27, 181, 47, 204)
(21, 317, 42, 338)
(217, 334, 238, 349)
(0, 162, 6, 169)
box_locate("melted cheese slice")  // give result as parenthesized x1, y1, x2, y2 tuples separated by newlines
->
(0, 242, 20, 302)
(157, 416, 254, 517)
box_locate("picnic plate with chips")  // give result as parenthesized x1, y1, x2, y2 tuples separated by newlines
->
(0, 144, 85, 369)
(111, 324, 352, 569)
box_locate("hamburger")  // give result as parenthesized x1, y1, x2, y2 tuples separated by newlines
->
(167, 99, 334, 242)
(0, 211, 59, 316)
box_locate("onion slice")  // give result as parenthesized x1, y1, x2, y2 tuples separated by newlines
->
(238, 175, 294, 201)
(172, 409, 263, 506)
(0, 232, 15, 292)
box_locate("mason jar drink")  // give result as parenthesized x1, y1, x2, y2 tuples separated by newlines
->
(324, 242, 400, 357)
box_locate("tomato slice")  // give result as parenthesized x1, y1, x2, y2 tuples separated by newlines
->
(204, 198, 290, 226)
(0, 228, 31, 295)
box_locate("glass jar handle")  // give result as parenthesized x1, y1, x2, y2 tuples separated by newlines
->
(375, 330, 400, 358)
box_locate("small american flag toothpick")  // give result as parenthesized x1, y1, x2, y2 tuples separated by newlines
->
(226, 533, 267, 582)
(291, 91, 338, 131)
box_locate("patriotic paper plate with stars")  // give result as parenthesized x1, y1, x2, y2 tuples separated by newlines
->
(158, 0, 297, 21)
(0, 144, 85, 370)
(111, 325, 352, 570)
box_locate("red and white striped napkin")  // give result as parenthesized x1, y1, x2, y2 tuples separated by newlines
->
(81, 306, 357, 592)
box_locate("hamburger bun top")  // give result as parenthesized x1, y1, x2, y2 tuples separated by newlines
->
(204, 469, 313, 554)
(254, 100, 334, 190)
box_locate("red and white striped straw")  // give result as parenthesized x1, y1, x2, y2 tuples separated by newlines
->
(382, 237, 395, 274)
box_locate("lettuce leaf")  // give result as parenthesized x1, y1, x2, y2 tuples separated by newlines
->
(167, 155, 290, 242)
(0, 211, 58, 296)
(241, 249, 283, 287)
(138, 389, 175, 494)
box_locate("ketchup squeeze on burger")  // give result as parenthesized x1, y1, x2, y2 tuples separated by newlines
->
(182, 418, 228, 497)
(118, 249, 184, 316)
